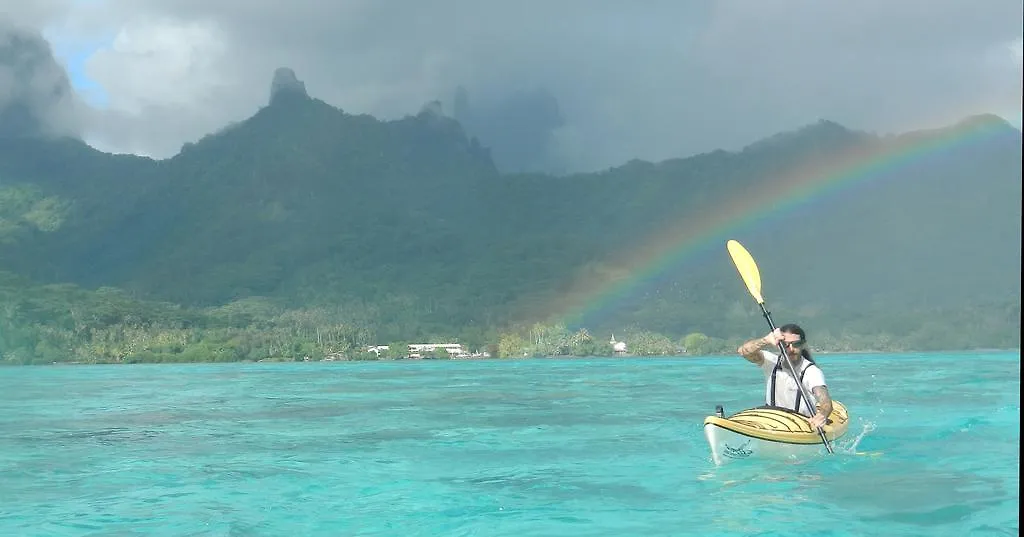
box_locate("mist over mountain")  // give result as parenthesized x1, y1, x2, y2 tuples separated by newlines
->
(0, 67, 1019, 362)
(450, 86, 568, 174)
(0, 21, 82, 141)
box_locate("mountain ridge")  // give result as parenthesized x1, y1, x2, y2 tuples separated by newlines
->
(8, 65, 1018, 173)
(0, 68, 1019, 361)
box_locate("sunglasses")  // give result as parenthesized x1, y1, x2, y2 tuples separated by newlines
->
(783, 339, 804, 348)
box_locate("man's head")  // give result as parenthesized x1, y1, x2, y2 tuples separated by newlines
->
(778, 323, 808, 364)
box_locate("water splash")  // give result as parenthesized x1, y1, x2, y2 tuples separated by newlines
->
(837, 419, 878, 455)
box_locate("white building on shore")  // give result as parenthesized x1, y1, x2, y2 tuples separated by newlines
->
(610, 334, 627, 355)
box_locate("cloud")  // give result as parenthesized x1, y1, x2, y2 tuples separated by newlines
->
(76, 17, 256, 155)
(3, 1, 1023, 170)
(0, 0, 77, 29)
(0, 19, 83, 139)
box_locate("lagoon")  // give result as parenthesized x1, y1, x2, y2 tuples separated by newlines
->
(1, 352, 1019, 536)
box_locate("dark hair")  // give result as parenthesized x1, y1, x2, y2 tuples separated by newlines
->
(779, 323, 815, 364)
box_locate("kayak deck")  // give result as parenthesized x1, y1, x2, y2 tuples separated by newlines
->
(703, 400, 849, 445)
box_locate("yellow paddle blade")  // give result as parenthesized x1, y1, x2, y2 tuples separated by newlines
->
(726, 239, 764, 305)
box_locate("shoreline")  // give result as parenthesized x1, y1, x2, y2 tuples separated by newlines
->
(10, 348, 1019, 366)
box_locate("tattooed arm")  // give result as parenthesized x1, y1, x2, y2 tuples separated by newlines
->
(737, 334, 772, 365)
(808, 385, 833, 429)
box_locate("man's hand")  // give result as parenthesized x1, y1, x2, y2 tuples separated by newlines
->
(809, 385, 833, 430)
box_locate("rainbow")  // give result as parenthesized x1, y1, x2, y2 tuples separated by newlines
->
(547, 115, 1015, 329)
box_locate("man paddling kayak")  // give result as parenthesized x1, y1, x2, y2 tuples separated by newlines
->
(738, 323, 834, 429)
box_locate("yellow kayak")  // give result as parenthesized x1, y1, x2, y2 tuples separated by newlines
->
(703, 401, 850, 465)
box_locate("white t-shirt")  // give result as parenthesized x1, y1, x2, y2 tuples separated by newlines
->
(759, 350, 826, 417)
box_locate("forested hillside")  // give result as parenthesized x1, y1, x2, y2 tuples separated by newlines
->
(1, 69, 1019, 363)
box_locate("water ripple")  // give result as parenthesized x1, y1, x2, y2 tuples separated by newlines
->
(0, 352, 1019, 536)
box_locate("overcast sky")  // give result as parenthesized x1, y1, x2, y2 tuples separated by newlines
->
(2, 0, 1022, 172)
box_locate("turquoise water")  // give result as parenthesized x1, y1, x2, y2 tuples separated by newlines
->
(1, 352, 1018, 536)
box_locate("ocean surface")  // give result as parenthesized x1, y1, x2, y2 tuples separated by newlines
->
(0, 352, 1019, 536)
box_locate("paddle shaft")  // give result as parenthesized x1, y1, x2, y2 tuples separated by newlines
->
(758, 303, 834, 454)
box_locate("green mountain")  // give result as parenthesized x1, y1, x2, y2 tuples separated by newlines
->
(0, 69, 1019, 363)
